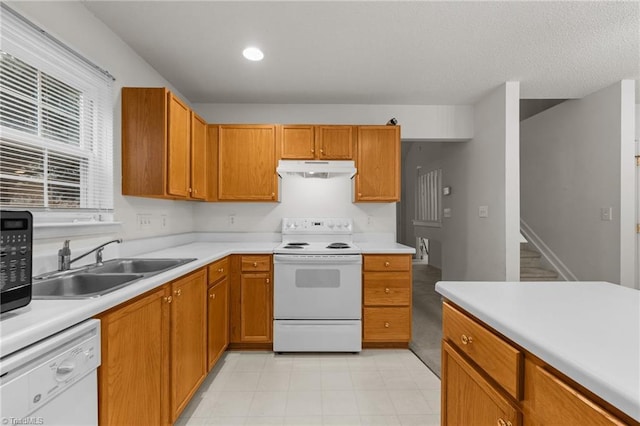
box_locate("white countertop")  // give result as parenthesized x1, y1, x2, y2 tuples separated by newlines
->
(355, 242, 416, 254)
(435, 281, 640, 422)
(1, 240, 412, 358)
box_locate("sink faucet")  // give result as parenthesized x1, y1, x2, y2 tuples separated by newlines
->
(58, 238, 123, 271)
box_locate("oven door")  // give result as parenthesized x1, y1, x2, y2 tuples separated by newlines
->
(274, 254, 362, 320)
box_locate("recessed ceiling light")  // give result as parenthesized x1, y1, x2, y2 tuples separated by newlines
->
(243, 47, 264, 61)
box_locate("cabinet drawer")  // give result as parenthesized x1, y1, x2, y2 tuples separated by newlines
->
(241, 255, 271, 272)
(527, 363, 626, 425)
(363, 307, 411, 342)
(443, 302, 522, 400)
(363, 255, 411, 272)
(208, 257, 228, 284)
(363, 272, 411, 306)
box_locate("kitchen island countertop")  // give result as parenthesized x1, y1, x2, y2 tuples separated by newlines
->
(435, 280, 640, 422)
(1, 239, 414, 358)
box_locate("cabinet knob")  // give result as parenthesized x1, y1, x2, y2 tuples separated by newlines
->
(461, 334, 473, 345)
(218, 268, 224, 273)
(311, 149, 315, 153)
(384, 322, 390, 328)
(210, 293, 215, 299)
(358, 193, 362, 197)
(320, 148, 324, 153)
(266, 278, 270, 284)
(271, 192, 275, 197)
(384, 288, 390, 294)
(497, 419, 507, 426)
(194, 189, 198, 195)
(163, 296, 173, 304)
(174, 289, 182, 297)
(188, 187, 192, 193)
(384, 261, 390, 267)
(253, 262, 258, 267)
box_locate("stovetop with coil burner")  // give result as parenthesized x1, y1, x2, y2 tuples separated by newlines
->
(274, 218, 361, 255)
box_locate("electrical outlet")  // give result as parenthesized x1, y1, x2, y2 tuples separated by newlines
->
(161, 215, 168, 229)
(137, 214, 152, 230)
(367, 216, 372, 226)
(228, 214, 235, 226)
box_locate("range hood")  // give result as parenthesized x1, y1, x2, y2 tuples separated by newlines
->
(276, 160, 357, 179)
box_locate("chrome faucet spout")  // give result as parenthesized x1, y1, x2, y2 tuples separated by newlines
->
(58, 238, 123, 271)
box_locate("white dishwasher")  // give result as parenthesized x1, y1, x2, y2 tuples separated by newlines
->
(0, 319, 101, 425)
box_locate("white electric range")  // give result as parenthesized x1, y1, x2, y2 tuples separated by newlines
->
(273, 218, 362, 352)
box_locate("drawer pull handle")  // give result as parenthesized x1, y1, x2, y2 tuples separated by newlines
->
(461, 334, 473, 345)
(218, 268, 224, 273)
(253, 262, 258, 267)
(384, 288, 390, 294)
(384, 261, 390, 267)
(384, 322, 390, 328)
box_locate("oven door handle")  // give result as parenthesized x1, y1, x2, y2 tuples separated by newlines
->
(273, 254, 362, 265)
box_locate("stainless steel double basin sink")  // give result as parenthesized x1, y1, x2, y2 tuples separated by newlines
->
(32, 258, 196, 299)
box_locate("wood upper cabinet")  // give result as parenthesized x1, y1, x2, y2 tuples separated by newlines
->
(190, 112, 208, 200)
(217, 124, 278, 201)
(122, 87, 196, 199)
(97, 286, 171, 426)
(280, 125, 354, 160)
(167, 93, 191, 198)
(316, 125, 354, 159)
(170, 269, 207, 422)
(230, 255, 273, 345)
(442, 341, 521, 426)
(355, 125, 400, 202)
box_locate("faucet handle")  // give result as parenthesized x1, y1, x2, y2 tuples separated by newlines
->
(96, 247, 104, 264)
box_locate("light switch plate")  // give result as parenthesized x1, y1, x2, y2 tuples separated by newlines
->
(478, 206, 489, 218)
(443, 208, 452, 218)
(443, 186, 451, 196)
(601, 207, 613, 221)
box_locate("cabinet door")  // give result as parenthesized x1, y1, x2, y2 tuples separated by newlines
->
(240, 272, 272, 342)
(355, 126, 400, 202)
(98, 286, 170, 426)
(190, 112, 207, 200)
(207, 278, 229, 371)
(171, 269, 207, 422)
(316, 125, 354, 159)
(281, 125, 315, 159)
(218, 125, 277, 201)
(167, 93, 191, 198)
(442, 341, 520, 426)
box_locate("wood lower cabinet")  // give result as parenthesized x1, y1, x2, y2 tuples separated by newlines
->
(355, 125, 400, 202)
(170, 269, 207, 422)
(207, 257, 229, 371)
(362, 254, 412, 346)
(217, 124, 278, 201)
(280, 125, 354, 160)
(97, 286, 171, 426)
(441, 301, 638, 426)
(230, 254, 273, 347)
(442, 340, 521, 426)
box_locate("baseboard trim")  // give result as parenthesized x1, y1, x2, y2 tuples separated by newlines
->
(520, 219, 577, 281)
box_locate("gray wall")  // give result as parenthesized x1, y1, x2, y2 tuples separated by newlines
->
(520, 81, 636, 287)
(440, 83, 521, 281)
(398, 141, 445, 268)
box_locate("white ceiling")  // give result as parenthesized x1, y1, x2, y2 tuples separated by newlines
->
(84, 1, 640, 105)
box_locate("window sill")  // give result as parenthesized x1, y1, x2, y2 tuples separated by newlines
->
(412, 220, 442, 228)
(34, 221, 122, 240)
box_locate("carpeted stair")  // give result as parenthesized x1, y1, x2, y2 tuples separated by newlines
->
(520, 243, 560, 281)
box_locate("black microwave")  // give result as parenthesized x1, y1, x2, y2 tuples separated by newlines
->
(1, 210, 33, 313)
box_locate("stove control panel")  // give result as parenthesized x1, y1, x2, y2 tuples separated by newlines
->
(282, 218, 353, 234)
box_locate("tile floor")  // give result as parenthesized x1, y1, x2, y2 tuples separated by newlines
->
(176, 350, 441, 426)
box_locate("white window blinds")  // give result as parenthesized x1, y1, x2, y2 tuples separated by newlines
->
(415, 167, 442, 227)
(0, 5, 114, 212)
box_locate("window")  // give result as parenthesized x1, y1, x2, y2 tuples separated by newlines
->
(0, 5, 114, 217)
(414, 167, 442, 227)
